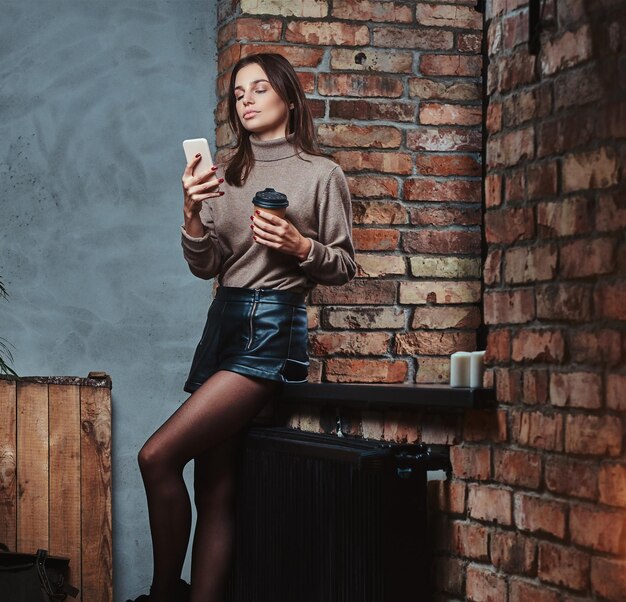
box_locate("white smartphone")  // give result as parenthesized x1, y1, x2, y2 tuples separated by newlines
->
(183, 138, 214, 175)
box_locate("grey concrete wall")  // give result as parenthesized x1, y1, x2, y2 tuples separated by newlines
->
(0, 1, 217, 598)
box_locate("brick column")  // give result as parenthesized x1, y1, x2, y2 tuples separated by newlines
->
(431, 1, 626, 600)
(215, 0, 484, 384)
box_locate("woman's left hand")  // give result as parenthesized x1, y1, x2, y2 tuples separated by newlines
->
(251, 210, 312, 261)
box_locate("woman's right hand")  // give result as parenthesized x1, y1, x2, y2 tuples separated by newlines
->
(181, 154, 224, 237)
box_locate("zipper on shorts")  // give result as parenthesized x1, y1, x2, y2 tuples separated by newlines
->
(245, 289, 260, 350)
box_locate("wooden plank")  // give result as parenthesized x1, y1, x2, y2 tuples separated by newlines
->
(80, 385, 112, 602)
(16, 381, 49, 552)
(0, 379, 17, 550)
(49, 384, 82, 598)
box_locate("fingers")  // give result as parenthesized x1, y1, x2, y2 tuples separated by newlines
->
(182, 153, 202, 178)
(188, 175, 223, 197)
(182, 154, 219, 184)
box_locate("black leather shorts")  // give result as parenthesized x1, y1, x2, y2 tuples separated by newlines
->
(184, 286, 309, 393)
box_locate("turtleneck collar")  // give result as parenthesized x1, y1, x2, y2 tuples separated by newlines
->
(249, 133, 300, 162)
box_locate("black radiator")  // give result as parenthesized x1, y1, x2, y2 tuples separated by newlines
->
(225, 425, 450, 602)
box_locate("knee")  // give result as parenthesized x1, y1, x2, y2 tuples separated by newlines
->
(138, 441, 163, 480)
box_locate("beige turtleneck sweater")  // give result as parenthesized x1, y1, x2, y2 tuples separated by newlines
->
(181, 135, 356, 294)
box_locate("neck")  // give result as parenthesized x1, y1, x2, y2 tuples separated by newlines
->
(249, 134, 299, 162)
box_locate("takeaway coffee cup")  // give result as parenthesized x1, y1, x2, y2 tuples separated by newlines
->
(252, 188, 289, 219)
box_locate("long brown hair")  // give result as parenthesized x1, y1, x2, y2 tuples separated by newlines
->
(224, 53, 327, 187)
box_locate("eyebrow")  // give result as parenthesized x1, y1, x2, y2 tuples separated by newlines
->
(234, 79, 270, 91)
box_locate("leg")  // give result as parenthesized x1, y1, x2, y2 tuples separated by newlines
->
(137, 370, 277, 601)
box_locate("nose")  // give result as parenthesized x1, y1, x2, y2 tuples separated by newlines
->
(242, 88, 254, 106)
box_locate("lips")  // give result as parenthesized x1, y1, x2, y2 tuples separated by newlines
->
(243, 111, 259, 119)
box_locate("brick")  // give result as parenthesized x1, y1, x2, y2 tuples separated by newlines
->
(415, 356, 449, 384)
(599, 463, 626, 507)
(497, 50, 536, 92)
(310, 280, 396, 305)
(394, 331, 475, 355)
(607, 374, 626, 410)
(503, 86, 552, 128)
(458, 32, 482, 53)
(511, 330, 565, 363)
(352, 201, 407, 225)
(372, 26, 454, 50)
(330, 100, 414, 124)
(484, 249, 502, 285)
(538, 542, 590, 591)
(491, 531, 536, 575)
(494, 448, 541, 488)
(522, 369, 549, 405)
(233, 17, 282, 42)
(307, 306, 320, 329)
(407, 126, 482, 152)
(537, 110, 595, 158)
(511, 410, 563, 451)
(537, 197, 593, 238)
(595, 282, 626, 321)
(333, 150, 413, 174)
(487, 101, 503, 134)
(419, 103, 482, 126)
(322, 306, 404, 330)
(597, 192, 626, 232)
(514, 493, 567, 539)
(404, 178, 481, 202)
(410, 205, 482, 227)
(510, 580, 559, 602)
(352, 228, 400, 251)
(504, 167, 525, 202)
(409, 78, 481, 101)
(466, 564, 508, 602)
(431, 478, 466, 515)
(402, 229, 481, 254)
(563, 147, 619, 192)
(296, 71, 315, 93)
(484, 289, 535, 325)
(485, 207, 535, 244)
(308, 98, 325, 118)
(240, 0, 328, 17)
(325, 358, 408, 383)
(541, 24, 593, 75)
(421, 413, 462, 445)
(569, 330, 622, 367)
(399, 281, 481, 304)
(570, 503, 625, 554)
(330, 47, 413, 73)
(451, 445, 491, 480)
(565, 414, 622, 456)
(487, 127, 534, 168)
(545, 456, 598, 501)
(536, 284, 592, 321)
(347, 175, 398, 199)
(420, 54, 483, 77)
(355, 253, 405, 277)
(239, 43, 325, 67)
(591, 557, 626, 602)
(485, 173, 502, 208)
(495, 367, 523, 404)
(410, 255, 481, 279)
(502, 9, 528, 49)
(451, 521, 489, 560)
(464, 409, 508, 443)
(218, 42, 243, 73)
(416, 154, 482, 177)
(485, 329, 511, 364)
(416, 4, 482, 29)
(549, 371, 602, 409)
(527, 161, 558, 199)
(317, 124, 401, 149)
(435, 557, 464, 595)
(412, 306, 481, 330)
(468, 484, 512, 525)
(285, 21, 368, 45)
(216, 121, 236, 147)
(332, 0, 412, 22)
(560, 238, 615, 278)
(504, 244, 557, 284)
(309, 332, 391, 356)
(318, 73, 403, 97)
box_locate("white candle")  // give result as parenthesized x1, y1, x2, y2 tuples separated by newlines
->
(450, 351, 472, 387)
(470, 350, 487, 389)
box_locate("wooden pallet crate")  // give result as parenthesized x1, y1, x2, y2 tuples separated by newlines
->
(0, 374, 112, 601)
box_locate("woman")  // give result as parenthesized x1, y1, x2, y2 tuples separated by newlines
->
(132, 53, 356, 602)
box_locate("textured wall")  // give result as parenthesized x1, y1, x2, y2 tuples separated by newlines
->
(0, 1, 216, 598)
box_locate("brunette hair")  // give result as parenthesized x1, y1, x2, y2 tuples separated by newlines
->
(224, 53, 327, 186)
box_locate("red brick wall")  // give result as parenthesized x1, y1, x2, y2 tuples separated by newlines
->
(215, 0, 484, 384)
(430, 0, 626, 600)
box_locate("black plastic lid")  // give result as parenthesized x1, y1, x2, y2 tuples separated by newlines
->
(252, 187, 289, 209)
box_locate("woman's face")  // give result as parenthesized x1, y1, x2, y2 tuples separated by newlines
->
(234, 63, 291, 141)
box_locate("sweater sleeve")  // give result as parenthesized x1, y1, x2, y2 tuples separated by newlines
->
(298, 165, 356, 285)
(180, 202, 223, 280)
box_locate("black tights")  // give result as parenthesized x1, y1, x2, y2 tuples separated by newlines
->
(138, 370, 277, 602)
